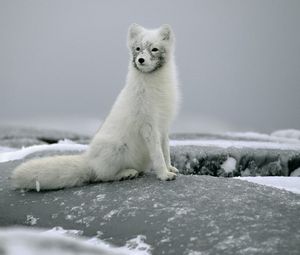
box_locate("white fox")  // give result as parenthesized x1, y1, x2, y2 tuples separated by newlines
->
(12, 24, 180, 190)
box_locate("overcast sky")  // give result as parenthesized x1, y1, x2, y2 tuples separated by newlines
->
(1, 0, 299, 134)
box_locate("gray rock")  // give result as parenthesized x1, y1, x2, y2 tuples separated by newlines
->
(0, 126, 90, 148)
(171, 145, 300, 177)
(0, 157, 300, 255)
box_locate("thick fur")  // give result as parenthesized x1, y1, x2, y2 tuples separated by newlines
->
(12, 24, 180, 190)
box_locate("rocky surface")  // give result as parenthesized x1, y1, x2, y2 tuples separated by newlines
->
(1, 126, 300, 254)
(1, 160, 300, 254)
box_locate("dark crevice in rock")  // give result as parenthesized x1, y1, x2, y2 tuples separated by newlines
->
(288, 154, 300, 175)
(36, 137, 60, 144)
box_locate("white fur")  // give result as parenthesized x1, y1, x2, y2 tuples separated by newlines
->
(12, 24, 180, 190)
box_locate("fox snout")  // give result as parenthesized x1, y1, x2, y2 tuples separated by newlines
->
(138, 58, 145, 64)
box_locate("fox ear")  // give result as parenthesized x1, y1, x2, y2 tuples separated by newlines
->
(128, 23, 143, 42)
(159, 24, 173, 42)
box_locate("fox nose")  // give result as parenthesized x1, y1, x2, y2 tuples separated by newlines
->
(138, 58, 145, 64)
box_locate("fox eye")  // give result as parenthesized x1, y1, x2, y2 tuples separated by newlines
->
(136, 47, 140, 51)
(151, 48, 159, 52)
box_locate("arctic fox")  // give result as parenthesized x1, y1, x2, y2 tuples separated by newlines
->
(12, 24, 180, 190)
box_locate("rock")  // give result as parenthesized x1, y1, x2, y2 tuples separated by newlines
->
(0, 126, 90, 148)
(171, 145, 300, 177)
(1, 126, 300, 177)
(0, 157, 300, 254)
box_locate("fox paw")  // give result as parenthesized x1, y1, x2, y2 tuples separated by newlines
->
(157, 171, 177, 181)
(169, 166, 179, 174)
(116, 169, 139, 181)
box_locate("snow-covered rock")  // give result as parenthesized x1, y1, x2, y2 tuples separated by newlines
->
(0, 162, 299, 255)
(0, 125, 90, 148)
(1, 126, 300, 254)
(271, 129, 300, 140)
(1, 127, 300, 177)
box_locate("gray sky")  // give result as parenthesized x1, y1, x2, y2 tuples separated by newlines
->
(1, 0, 299, 134)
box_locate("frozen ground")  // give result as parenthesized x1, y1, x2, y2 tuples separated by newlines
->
(0, 126, 300, 254)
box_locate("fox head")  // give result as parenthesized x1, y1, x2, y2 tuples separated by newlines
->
(127, 24, 175, 73)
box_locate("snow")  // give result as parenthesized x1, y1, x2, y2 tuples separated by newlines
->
(0, 146, 17, 153)
(35, 180, 40, 192)
(170, 139, 300, 150)
(235, 177, 300, 195)
(1, 133, 299, 196)
(221, 157, 236, 173)
(226, 131, 300, 143)
(25, 215, 39, 225)
(0, 141, 88, 163)
(0, 227, 152, 255)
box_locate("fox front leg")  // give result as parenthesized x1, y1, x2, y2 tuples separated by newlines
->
(161, 133, 179, 174)
(140, 124, 176, 181)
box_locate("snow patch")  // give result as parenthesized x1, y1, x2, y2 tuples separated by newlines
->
(0, 227, 152, 255)
(57, 138, 77, 144)
(45, 226, 83, 236)
(35, 180, 40, 192)
(0, 146, 17, 153)
(170, 139, 300, 150)
(221, 157, 236, 173)
(0, 142, 88, 163)
(235, 177, 300, 195)
(227, 131, 300, 143)
(25, 215, 39, 225)
(125, 235, 152, 254)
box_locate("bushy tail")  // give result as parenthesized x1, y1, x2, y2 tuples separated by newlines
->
(11, 154, 91, 191)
